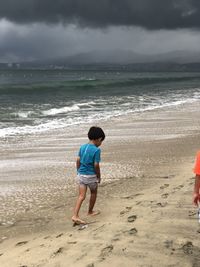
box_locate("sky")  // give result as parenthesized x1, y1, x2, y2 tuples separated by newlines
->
(1, 0, 200, 62)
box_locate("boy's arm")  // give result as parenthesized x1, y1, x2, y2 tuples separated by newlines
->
(94, 162, 101, 183)
(193, 174, 200, 206)
(76, 156, 81, 171)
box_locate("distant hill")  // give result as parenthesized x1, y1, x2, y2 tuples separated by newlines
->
(63, 50, 149, 64)
(49, 49, 200, 65)
(2, 49, 200, 71)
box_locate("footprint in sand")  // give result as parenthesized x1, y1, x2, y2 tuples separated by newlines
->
(128, 228, 138, 235)
(15, 241, 28, 247)
(156, 202, 167, 207)
(160, 175, 175, 179)
(121, 193, 144, 199)
(44, 236, 50, 239)
(99, 245, 114, 260)
(127, 215, 137, 222)
(56, 233, 64, 238)
(76, 252, 87, 261)
(51, 247, 64, 258)
(173, 185, 184, 192)
(120, 206, 132, 216)
(68, 241, 77, 244)
(188, 210, 196, 217)
(161, 193, 169, 199)
(180, 241, 200, 264)
(181, 241, 194, 255)
(160, 184, 169, 190)
(86, 264, 94, 267)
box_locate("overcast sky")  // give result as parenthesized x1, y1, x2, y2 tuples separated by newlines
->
(1, 0, 200, 62)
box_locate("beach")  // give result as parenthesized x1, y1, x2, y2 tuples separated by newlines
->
(0, 100, 200, 267)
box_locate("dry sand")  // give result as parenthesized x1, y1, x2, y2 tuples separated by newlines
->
(1, 102, 200, 267)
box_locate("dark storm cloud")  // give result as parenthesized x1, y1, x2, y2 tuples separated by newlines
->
(0, 0, 200, 29)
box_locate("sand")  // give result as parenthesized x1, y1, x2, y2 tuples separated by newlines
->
(0, 102, 200, 267)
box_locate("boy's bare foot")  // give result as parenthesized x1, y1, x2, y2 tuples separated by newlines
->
(87, 210, 100, 216)
(71, 216, 86, 225)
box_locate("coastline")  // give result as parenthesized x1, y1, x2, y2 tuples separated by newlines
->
(1, 101, 200, 266)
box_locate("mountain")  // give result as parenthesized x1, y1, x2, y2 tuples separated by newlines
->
(2, 49, 200, 71)
(150, 50, 200, 64)
(64, 50, 149, 64)
(51, 49, 200, 65)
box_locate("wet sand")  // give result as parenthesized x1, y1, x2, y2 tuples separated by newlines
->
(0, 101, 200, 266)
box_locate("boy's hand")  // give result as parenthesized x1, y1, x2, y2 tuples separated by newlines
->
(76, 157, 80, 171)
(97, 177, 101, 184)
(193, 193, 200, 206)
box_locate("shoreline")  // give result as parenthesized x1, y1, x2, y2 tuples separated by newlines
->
(1, 102, 200, 266)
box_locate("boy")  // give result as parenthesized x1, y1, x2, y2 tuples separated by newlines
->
(72, 126, 105, 224)
(193, 151, 200, 206)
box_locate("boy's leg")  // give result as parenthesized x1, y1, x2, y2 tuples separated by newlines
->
(72, 184, 87, 223)
(88, 183, 100, 215)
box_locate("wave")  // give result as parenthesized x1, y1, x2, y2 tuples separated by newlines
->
(43, 104, 80, 116)
(42, 101, 95, 116)
(79, 77, 97, 81)
(13, 111, 35, 118)
(0, 96, 199, 138)
(0, 115, 103, 138)
(8, 102, 96, 120)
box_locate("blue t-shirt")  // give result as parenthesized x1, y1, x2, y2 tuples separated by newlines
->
(78, 143, 101, 175)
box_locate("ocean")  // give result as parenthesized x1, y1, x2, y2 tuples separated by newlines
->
(1, 69, 200, 139)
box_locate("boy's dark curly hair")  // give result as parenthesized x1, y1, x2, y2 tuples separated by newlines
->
(88, 126, 105, 141)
